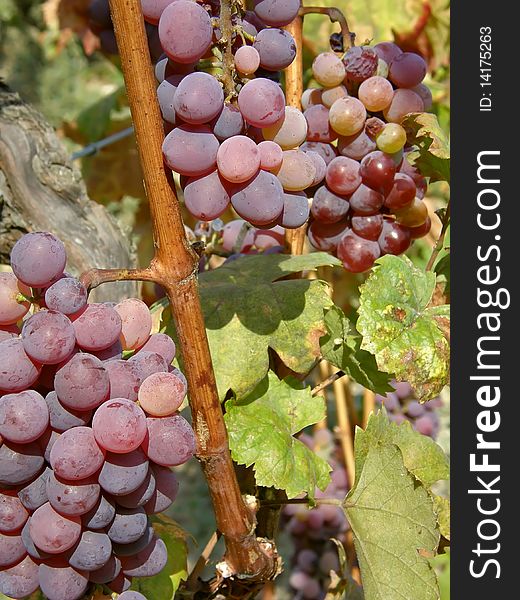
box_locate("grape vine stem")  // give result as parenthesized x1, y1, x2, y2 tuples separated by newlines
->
(299, 6, 355, 51)
(105, 0, 276, 582)
(425, 199, 451, 271)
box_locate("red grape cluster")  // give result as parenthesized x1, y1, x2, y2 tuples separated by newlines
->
(0, 232, 194, 600)
(375, 381, 443, 438)
(283, 428, 350, 600)
(303, 42, 433, 272)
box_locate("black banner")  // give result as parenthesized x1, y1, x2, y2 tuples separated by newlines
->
(451, 3, 515, 597)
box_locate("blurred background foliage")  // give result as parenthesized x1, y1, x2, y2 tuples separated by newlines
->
(0, 2, 450, 596)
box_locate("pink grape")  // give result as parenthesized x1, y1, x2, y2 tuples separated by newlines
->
(312, 52, 345, 87)
(39, 428, 60, 463)
(144, 464, 179, 514)
(0, 492, 29, 533)
(321, 84, 348, 109)
(114, 298, 152, 350)
(129, 350, 168, 380)
(46, 471, 100, 517)
(238, 78, 285, 127)
(98, 449, 149, 496)
(329, 97, 367, 137)
(378, 219, 412, 255)
(307, 219, 349, 252)
(17, 467, 50, 511)
(349, 183, 384, 215)
(276, 149, 316, 191)
(385, 173, 416, 211)
(389, 52, 427, 88)
(54, 353, 109, 410)
(50, 426, 105, 480)
(221, 219, 256, 252)
(107, 507, 148, 544)
(217, 135, 260, 183)
(253, 28, 296, 71)
(373, 41, 403, 64)
(0, 338, 41, 393)
(117, 469, 156, 509)
(301, 88, 323, 110)
(337, 229, 380, 272)
(44, 277, 87, 315)
(300, 141, 337, 165)
(143, 414, 196, 466)
(158, 0, 212, 63)
(351, 213, 384, 241)
(92, 398, 147, 453)
(0, 273, 30, 325)
(360, 150, 397, 195)
(82, 495, 115, 530)
(311, 186, 350, 224)
(358, 76, 394, 112)
(234, 45, 260, 75)
(105, 359, 142, 402)
(0, 390, 49, 444)
(119, 592, 148, 600)
(141, 0, 175, 25)
(121, 536, 168, 577)
(162, 124, 219, 176)
(29, 502, 81, 554)
(21, 310, 75, 365)
(411, 83, 433, 110)
(173, 72, 224, 124)
(253, 0, 300, 27)
(39, 561, 89, 600)
(136, 332, 176, 365)
(305, 151, 327, 186)
(326, 156, 362, 196)
(304, 104, 337, 143)
(212, 103, 244, 141)
(72, 303, 122, 351)
(0, 531, 26, 568)
(383, 89, 424, 123)
(230, 170, 284, 226)
(258, 140, 283, 172)
(262, 106, 308, 150)
(337, 130, 376, 161)
(0, 555, 40, 599)
(10, 232, 66, 288)
(281, 192, 309, 229)
(69, 531, 112, 572)
(0, 441, 44, 486)
(184, 171, 231, 221)
(157, 74, 183, 124)
(138, 371, 187, 417)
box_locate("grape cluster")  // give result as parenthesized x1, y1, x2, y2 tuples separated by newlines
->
(303, 42, 433, 272)
(0, 232, 194, 600)
(283, 428, 350, 600)
(375, 381, 443, 438)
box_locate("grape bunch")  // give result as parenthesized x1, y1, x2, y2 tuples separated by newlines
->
(283, 428, 350, 600)
(303, 42, 433, 272)
(0, 232, 195, 600)
(375, 381, 443, 438)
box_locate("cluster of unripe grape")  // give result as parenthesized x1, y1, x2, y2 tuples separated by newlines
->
(375, 381, 443, 438)
(283, 428, 350, 600)
(0, 232, 194, 600)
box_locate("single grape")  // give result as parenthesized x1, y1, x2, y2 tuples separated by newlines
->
(49, 426, 105, 481)
(234, 45, 260, 75)
(312, 52, 345, 87)
(230, 170, 285, 225)
(68, 530, 112, 572)
(10, 232, 66, 288)
(307, 219, 349, 252)
(389, 52, 427, 88)
(414, 414, 436, 436)
(0, 555, 40, 599)
(373, 41, 403, 65)
(325, 156, 361, 196)
(378, 219, 412, 255)
(406, 400, 426, 418)
(138, 371, 187, 417)
(276, 149, 317, 191)
(29, 502, 81, 554)
(304, 104, 337, 143)
(98, 449, 149, 496)
(360, 151, 397, 195)
(0, 531, 26, 568)
(0, 491, 29, 533)
(22, 518, 50, 560)
(39, 562, 89, 600)
(337, 131, 376, 161)
(0, 338, 41, 393)
(395, 198, 429, 227)
(144, 464, 179, 514)
(343, 45, 378, 82)
(217, 135, 260, 183)
(351, 213, 384, 241)
(105, 359, 142, 402)
(173, 72, 224, 124)
(383, 89, 424, 123)
(221, 220, 256, 252)
(120, 536, 168, 577)
(0, 390, 48, 444)
(162, 124, 219, 176)
(158, 0, 212, 63)
(253, 28, 296, 71)
(358, 76, 394, 112)
(116, 469, 156, 509)
(300, 141, 337, 165)
(253, 0, 300, 27)
(72, 303, 122, 352)
(311, 186, 350, 224)
(0, 273, 31, 325)
(0, 442, 44, 487)
(281, 192, 310, 229)
(384, 173, 416, 211)
(17, 467, 50, 511)
(92, 398, 147, 453)
(297, 548, 318, 572)
(337, 229, 380, 272)
(141, 0, 175, 25)
(329, 97, 367, 137)
(107, 506, 148, 544)
(82, 495, 116, 530)
(321, 85, 348, 109)
(238, 78, 286, 127)
(21, 310, 75, 365)
(44, 277, 87, 315)
(46, 471, 100, 517)
(129, 350, 168, 380)
(263, 106, 308, 149)
(258, 140, 284, 172)
(143, 414, 196, 466)
(301, 88, 323, 110)
(376, 123, 407, 154)
(54, 353, 109, 410)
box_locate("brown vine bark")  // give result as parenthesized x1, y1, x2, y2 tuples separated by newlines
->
(0, 83, 137, 303)
(106, 0, 275, 583)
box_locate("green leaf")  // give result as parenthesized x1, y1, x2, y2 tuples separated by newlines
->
(130, 515, 189, 599)
(224, 372, 331, 498)
(357, 255, 450, 401)
(345, 444, 440, 600)
(403, 112, 450, 184)
(354, 410, 449, 489)
(320, 306, 394, 394)
(433, 495, 450, 541)
(162, 252, 341, 400)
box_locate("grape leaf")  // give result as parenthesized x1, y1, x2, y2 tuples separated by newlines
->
(433, 495, 450, 541)
(320, 305, 394, 394)
(162, 252, 341, 400)
(403, 112, 450, 184)
(344, 444, 440, 600)
(224, 372, 331, 499)
(357, 255, 450, 401)
(354, 410, 449, 489)
(130, 516, 189, 599)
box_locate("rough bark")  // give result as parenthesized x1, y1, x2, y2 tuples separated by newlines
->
(0, 82, 137, 302)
